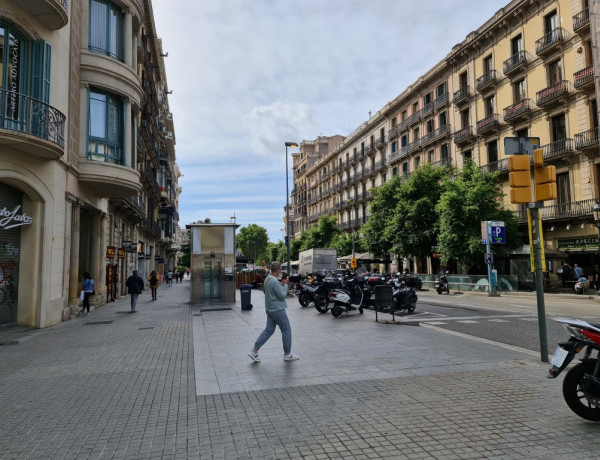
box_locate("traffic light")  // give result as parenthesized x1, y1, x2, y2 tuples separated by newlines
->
(533, 148, 557, 202)
(508, 154, 532, 204)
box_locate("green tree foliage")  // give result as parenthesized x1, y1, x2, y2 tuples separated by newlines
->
(436, 159, 520, 266)
(362, 177, 400, 258)
(236, 224, 268, 263)
(299, 215, 340, 251)
(389, 164, 450, 258)
(331, 231, 366, 257)
(179, 243, 190, 268)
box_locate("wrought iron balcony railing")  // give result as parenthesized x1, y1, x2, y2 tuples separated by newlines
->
(573, 8, 590, 32)
(0, 89, 66, 148)
(541, 138, 575, 160)
(536, 80, 572, 107)
(420, 102, 433, 118)
(518, 199, 596, 223)
(503, 98, 534, 123)
(574, 66, 594, 89)
(434, 92, 449, 110)
(140, 218, 161, 238)
(575, 127, 599, 150)
(480, 158, 508, 174)
(535, 27, 568, 56)
(476, 70, 499, 92)
(503, 50, 531, 76)
(476, 113, 501, 134)
(453, 86, 472, 105)
(453, 126, 476, 145)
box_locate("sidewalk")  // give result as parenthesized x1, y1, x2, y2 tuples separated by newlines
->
(0, 279, 598, 459)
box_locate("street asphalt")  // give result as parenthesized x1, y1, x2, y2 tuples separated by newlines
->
(1, 278, 600, 459)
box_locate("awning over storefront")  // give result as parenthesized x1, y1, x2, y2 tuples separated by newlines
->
(338, 252, 388, 262)
(495, 244, 568, 259)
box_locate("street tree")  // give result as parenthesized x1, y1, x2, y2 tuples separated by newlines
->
(436, 159, 521, 267)
(361, 177, 399, 258)
(299, 215, 340, 251)
(236, 224, 268, 266)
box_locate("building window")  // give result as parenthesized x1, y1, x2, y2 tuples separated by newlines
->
(423, 92, 432, 106)
(412, 127, 420, 141)
(414, 156, 421, 168)
(548, 59, 563, 85)
(392, 166, 398, 177)
(461, 109, 469, 129)
(439, 111, 447, 126)
(463, 149, 472, 161)
(459, 71, 468, 89)
(511, 34, 523, 55)
(89, 0, 124, 62)
(428, 150, 435, 163)
(88, 89, 123, 164)
(484, 95, 495, 117)
(551, 113, 566, 141)
(402, 162, 408, 176)
(401, 134, 408, 147)
(441, 144, 449, 161)
(391, 118, 397, 128)
(557, 172, 570, 204)
(426, 119, 434, 134)
(412, 102, 419, 114)
(436, 82, 447, 97)
(516, 128, 529, 139)
(401, 110, 407, 121)
(487, 140, 498, 164)
(545, 10, 558, 33)
(391, 141, 397, 153)
(483, 55, 493, 73)
(513, 79, 526, 102)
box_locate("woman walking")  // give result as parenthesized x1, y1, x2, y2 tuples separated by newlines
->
(80, 271, 94, 315)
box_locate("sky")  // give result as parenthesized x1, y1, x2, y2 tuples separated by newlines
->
(152, 0, 510, 243)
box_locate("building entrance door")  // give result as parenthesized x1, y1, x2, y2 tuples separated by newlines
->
(204, 259, 221, 300)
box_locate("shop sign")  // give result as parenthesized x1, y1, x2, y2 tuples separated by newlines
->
(106, 246, 116, 259)
(145, 253, 151, 260)
(117, 248, 126, 259)
(557, 237, 600, 250)
(0, 205, 33, 230)
(154, 255, 162, 261)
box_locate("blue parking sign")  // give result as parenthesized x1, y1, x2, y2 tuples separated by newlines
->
(490, 221, 506, 244)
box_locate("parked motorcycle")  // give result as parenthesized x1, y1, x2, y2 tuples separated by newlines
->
(547, 318, 600, 421)
(435, 272, 449, 294)
(297, 282, 329, 312)
(328, 284, 364, 317)
(392, 279, 418, 313)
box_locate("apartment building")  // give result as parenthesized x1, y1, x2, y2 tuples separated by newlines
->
(290, 0, 599, 274)
(0, 0, 180, 328)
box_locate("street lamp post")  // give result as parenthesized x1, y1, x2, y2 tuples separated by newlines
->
(285, 142, 298, 275)
(592, 200, 600, 270)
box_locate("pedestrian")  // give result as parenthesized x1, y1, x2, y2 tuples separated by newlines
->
(248, 261, 300, 363)
(561, 261, 571, 287)
(148, 270, 159, 300)
(179, 270, 184, 283)
(594, 265, 600, 290)
(186, 268, 190, 277)
(125, 269, 144, 313)
(80, 271, 94, 315)
(574, 263, 584, 279)
(167, 269, 173, 285)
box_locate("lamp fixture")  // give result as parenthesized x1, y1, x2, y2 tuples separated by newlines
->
(566, 224, 571, 230)
(581, 223, 586, 229)
(550, 226, 555, 231)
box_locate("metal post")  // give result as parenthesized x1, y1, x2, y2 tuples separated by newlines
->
(531, 206, 549, 362)
(285, 143, 290, 275)
(486, 221, 493, 296)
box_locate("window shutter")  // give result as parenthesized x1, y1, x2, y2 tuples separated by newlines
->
(31, 40, 51, 103)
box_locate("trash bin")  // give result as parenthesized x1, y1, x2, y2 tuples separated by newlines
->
(240, 284, 253, 310)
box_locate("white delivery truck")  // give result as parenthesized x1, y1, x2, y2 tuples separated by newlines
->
(298, 248, 337, 275)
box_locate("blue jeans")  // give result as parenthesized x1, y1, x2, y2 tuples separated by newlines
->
(130, 293, 139, 311)
(254, 309, 292, 355)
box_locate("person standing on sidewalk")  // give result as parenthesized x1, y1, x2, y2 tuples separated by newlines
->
(80, 271, 94, 315)
(248, 261, 299, 363)
(125, 270, 144, 313)
(148, 270, 159, 300)
(167, 269, 173, 285)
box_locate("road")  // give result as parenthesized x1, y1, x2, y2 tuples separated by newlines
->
(367, 290, 600, 355)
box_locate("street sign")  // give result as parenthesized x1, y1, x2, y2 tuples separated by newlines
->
(350, 257, 357, 268)
(484, 252, 494, 264)
(490, 221, 506, 244)
(481, 221, 487, 244)
(504, 137, 540, 155)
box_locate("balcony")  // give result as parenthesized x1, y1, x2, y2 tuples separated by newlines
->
(432, 157, 453, 169)
(405, 112, 420, 126)
(432, 124, 452, 143)
(0, 89, 66, 159)
(453, 86, 472, 106)
(541, 138, 575, 161)
(407, 140, 422, 155)
(420, 102, 433, 118)
(79, 160, 141, 198)
(573, 8, 590, 33)
(388, 124, 401, 140)
(535, 27, 568, 57)
(110, 195, 145, 221)
(476, 114, 501, 135)
(518, 199, 595, 223)
(480, 158, 508, 174)
(140, 218, 161, 239)
(476, 70, 500, 93)
(364, 144, 375, 156)
(19, 0, 69, 30)
(575, 127, 599, 151)
(574, 66, 595, 91)
(376, 136, 386, 150)
(536, 80, 572, 108)
(142, 167, 161, 199)
(503, 50, 531, 77)
(453, 126, 476, 145)
(434, 92, 449, 110)
(503, 98, 534, 124)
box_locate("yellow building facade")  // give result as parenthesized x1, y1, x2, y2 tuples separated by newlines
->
(291, 0, 599, 276)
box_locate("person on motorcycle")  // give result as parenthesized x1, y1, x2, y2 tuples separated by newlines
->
(248, 261, 300, 363)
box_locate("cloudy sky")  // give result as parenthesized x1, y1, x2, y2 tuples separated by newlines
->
(152, 0, 509, 242)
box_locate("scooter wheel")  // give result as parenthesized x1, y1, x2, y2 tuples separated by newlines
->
(359, 306, 363, 314)
(331, 305, 343, 317)
(298, 293, 309, 307)
(407, 303, 416, 313)
(314, 295, 329, 313)
(436, 289, 442, 295)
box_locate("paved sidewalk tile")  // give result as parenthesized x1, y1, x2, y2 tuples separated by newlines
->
(1, 280, 599, 459)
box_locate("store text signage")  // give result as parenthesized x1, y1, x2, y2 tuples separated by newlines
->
(0, 205, 33, 230)
(117, 248, 126, 259)
(106, 246, 116, 259)
(557, 237, 600, 249)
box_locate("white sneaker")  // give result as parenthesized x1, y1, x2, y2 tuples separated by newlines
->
(248, 351, 261, 363)
(284, 354, 300, 361)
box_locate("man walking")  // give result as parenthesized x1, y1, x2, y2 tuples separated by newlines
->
(248, 261, 299, 363)
(125, 270, 144, 313)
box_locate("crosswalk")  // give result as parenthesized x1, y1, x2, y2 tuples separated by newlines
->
(388, 310, 539, 325)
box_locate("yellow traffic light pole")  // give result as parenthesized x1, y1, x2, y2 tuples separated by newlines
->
(509, 148, 557, 363)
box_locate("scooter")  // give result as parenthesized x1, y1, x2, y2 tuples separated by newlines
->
(435, 272, 449, 294)
(328, 284, 364, 317)
(297, 281, 329, 313)
(392, 279, 418, 313)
